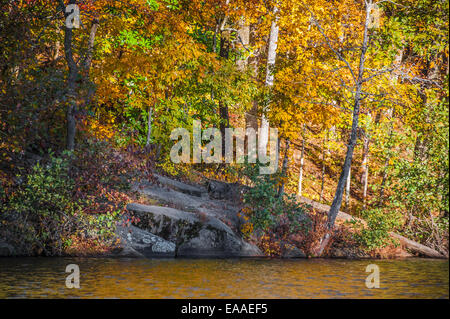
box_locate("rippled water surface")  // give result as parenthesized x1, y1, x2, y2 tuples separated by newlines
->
(0, 258, 448, 298)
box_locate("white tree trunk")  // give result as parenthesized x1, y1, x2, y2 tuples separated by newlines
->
(278, 139, 291, 196)
(361, 114, 371, 209)
(345, 166, 351, 209)
(259, 5, 279, 155)
(362, 161, 369, 209)
(320, 131, 328, 202)
(297, 128, 305, 197)
(236, 17, 250, 71)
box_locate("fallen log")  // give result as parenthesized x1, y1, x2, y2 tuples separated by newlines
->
(388, 233, 445, 259)
(298, 196, 446, 259)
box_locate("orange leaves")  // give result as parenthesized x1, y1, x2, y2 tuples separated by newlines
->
(82, 118, 115, 140)
(259, 233, 282, 257)
(91, 1, 218, 115)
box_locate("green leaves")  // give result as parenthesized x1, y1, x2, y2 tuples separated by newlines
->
(117, 29, 163, 51)
(349, 209, 402, 251)
(0, 153, 121, 256)
(146, 0, 160, 11)
(241, 161, 309, 234)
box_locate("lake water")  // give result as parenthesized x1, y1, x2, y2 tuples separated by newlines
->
(0, 257, 448, 298)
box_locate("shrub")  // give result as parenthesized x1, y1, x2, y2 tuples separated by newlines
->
(0, 152, 119, 256)
(238, 161, 310, 256)
(349, 208, 403, 251)
(241, 162, 309, 233)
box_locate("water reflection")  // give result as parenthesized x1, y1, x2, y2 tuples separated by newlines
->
(0, 258, 448, 298)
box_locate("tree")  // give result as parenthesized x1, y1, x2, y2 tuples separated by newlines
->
(57, 0, 100, 150)
(259, 3, 279, 156)
(274, 0, 413, 255)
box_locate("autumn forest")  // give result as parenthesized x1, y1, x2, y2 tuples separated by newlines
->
(0, 0, 448, 260)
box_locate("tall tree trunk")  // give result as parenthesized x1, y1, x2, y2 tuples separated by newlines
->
(59, 1, 99, 150)
(236, 17, 250, 71)
(376, 47, 401, 203)
(219, 100, 229, 157)
(80, 19, 99, 113)
(361, 114, 371, 209)
(378, 109, 394, 206)
(413, 86, 429, 161)
(82, 19, 99, 75)
(245, 23, 260, 155)
(218, 21, 231, 156)
(414, 134, 429, 161)
(146, 105, 153, 147)
(314, 3, 372, 256)
(378, 157, 389, 206)
(297, 125, 306, 197)
(278, 139, 290, 197)
(320, 131, 328, 202)
(345, 166, 351, 209)
(362, 151, 369, 210)
(213, 20, 219, 54)
(327, 3, 371, 228)
(259, 5, 279, 155)
(62, 0, 78, 151)
(414, 58, 436, 161)
(360, 135, 369, 184)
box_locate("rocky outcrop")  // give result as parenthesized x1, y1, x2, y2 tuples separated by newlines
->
(134, 180, 243, 231)
(206, 180, 249, 201)
(328, 247, 370, 259)
(154, 174, 207, 197)
(280, 242, 306, 258)
(126, 203, 263, 258)
(114, 223, 176, 258)
(0, 239, 15, 257)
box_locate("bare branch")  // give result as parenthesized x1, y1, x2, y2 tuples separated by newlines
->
(300, 1, 357, 83)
